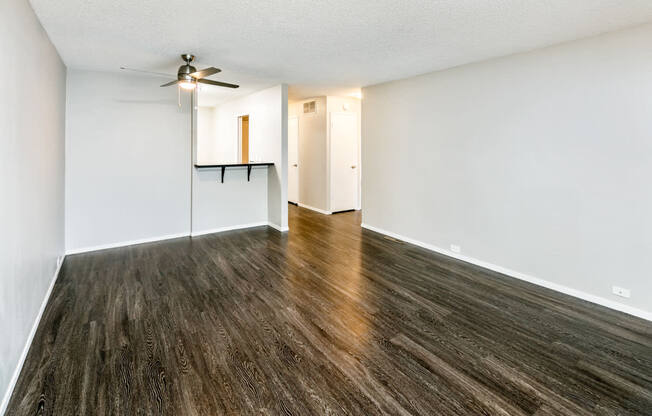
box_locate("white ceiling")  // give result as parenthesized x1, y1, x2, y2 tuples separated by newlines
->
(31, 0, 652, 102)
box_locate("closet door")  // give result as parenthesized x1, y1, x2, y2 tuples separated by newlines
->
(330, 112, 358, 212)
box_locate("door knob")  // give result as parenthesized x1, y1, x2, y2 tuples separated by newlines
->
(293, 164, 298, 167)
(351, 165, 356, 169)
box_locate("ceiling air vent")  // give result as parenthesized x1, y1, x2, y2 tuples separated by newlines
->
(303, 101, 316, 113)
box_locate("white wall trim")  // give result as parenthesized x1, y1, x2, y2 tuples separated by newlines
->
(298, 203, 332, 215)
(267, 222, 290, 232)
(1, 256, 65, 415)
(361, 223, 652, 322)
(67, 221, 290, 255)
(191, 222, 268, 237)
(66, 232, 189, 255)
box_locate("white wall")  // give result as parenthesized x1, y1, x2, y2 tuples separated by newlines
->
(65, 70, 191, 252)
(362, 23, 652, 317)
(0, 0, 66, 410)
(292, 97, 328, 211)
(197, 104, 240, 164)
(197, 106, 218, 164)
(192, 168, 269, 233)
(193, 85, 288, 232)
(67, 78, 287, 248)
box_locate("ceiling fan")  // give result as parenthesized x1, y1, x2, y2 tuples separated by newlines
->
(120, 54, 239, 90)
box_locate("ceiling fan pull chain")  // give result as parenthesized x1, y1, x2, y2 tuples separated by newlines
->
(178, 85, 181, 108)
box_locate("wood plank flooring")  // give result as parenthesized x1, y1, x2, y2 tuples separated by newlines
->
(7, 205, 652, 415)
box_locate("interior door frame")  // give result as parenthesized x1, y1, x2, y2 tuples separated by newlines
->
(328, 111, 359, 212)
(237, 114, 250, 163)
(288, 115, 299, 204)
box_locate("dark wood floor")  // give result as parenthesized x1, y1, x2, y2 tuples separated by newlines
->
(8, 206, 652, 415)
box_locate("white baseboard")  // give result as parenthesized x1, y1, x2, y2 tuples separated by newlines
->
(298, 203, 332, 215)
(1, 255, 65, 415)
(66, 232, 189, 255)
(267, 222, 289, 232)
(66, 220, 292, 255)
(191, 222, 268, 237)
(361, 223, 651, 322)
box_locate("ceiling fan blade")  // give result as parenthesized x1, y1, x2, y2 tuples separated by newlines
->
(120, 66, 174, 79)
(190, 67, 221, 79)
(160, 80, 180, 87)
(197, 78, 239, 89)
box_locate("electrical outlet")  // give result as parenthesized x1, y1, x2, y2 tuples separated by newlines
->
(450, 244, 461, 254)
(612, 286, 631, 298)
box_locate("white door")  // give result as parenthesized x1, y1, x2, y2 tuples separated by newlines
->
(288, 116, 299, 204)
(330, 112, 358, 212)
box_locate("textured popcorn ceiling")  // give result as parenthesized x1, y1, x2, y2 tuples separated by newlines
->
(30, 0, 652, 100)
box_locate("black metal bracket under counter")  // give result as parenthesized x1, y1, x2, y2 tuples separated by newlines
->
(194, 162, 274, 183)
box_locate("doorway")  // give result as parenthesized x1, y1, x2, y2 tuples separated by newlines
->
(329, 112, 358, 212)
(288, 116, 299, 204)
(288, 96, 361, 215)
(238, 115, 249, 163)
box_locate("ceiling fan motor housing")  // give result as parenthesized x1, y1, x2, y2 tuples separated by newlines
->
(178, 54, 196, 82)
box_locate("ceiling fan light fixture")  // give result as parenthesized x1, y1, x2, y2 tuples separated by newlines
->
(179, 80, 196, 90)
